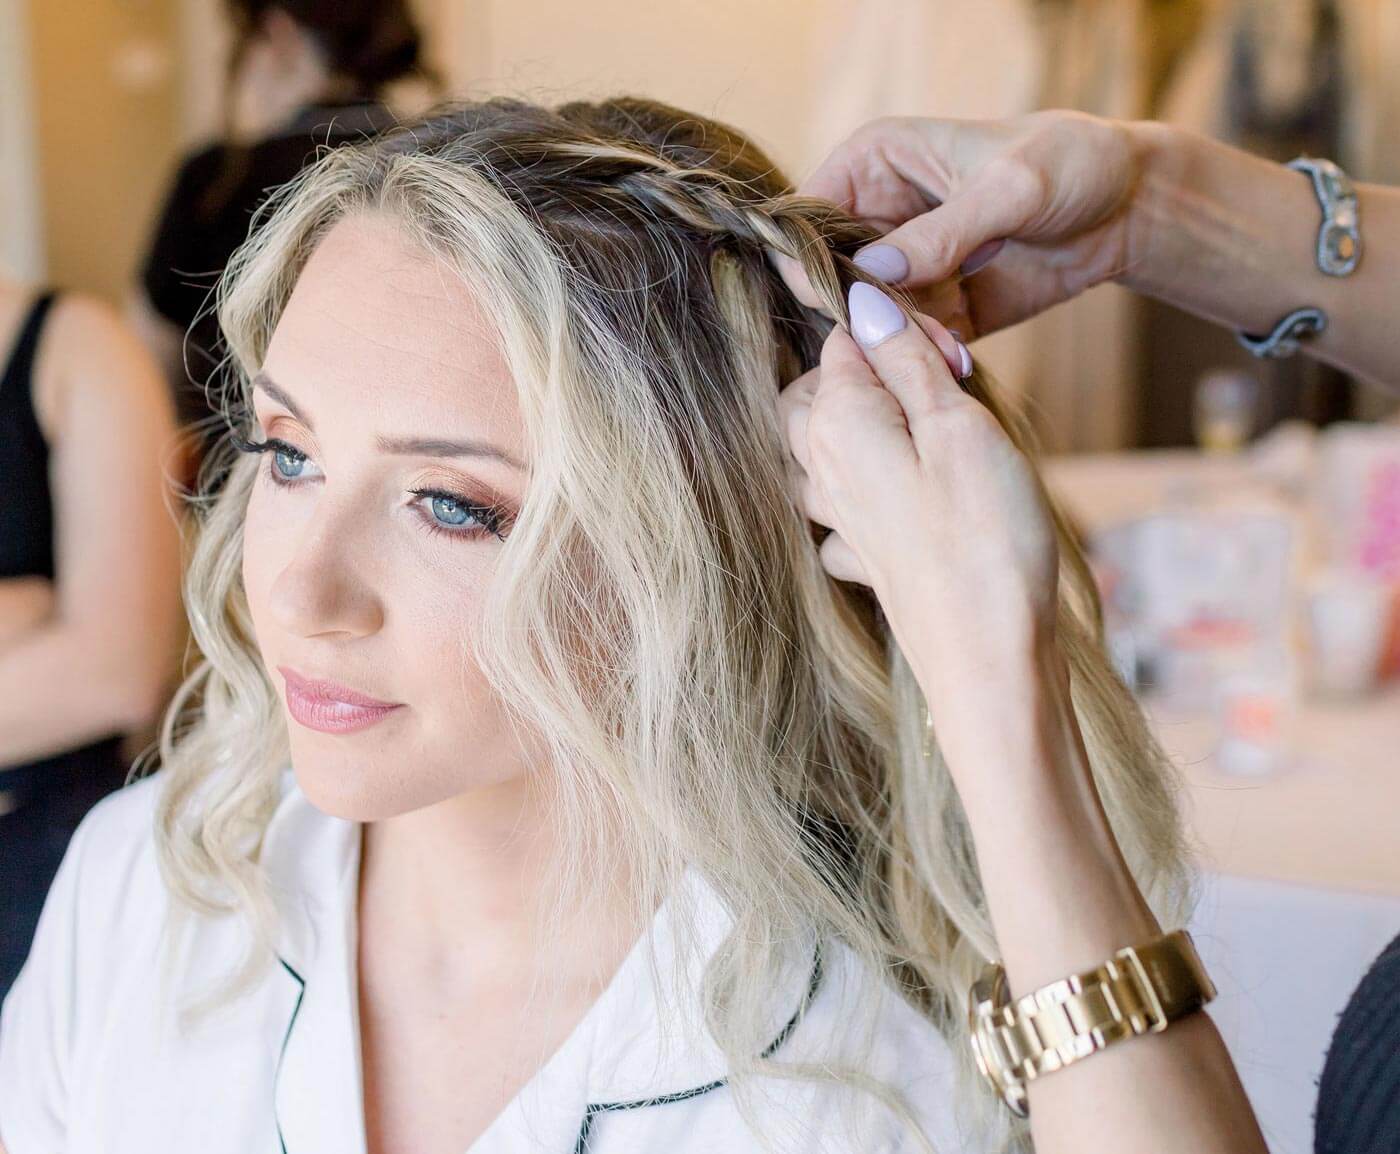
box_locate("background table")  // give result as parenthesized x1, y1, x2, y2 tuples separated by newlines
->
(1044, 448, 1400, 898)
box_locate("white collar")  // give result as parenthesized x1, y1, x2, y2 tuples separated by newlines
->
(257, 768, 825, 1153)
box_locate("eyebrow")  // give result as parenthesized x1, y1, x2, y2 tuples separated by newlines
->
(251, 370, 525, 471)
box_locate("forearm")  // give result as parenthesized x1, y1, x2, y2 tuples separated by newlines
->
(1120, 120, 1400, 390)
(0, 578, 56, 646)
(0, 622, 157, 768)
(919, 631, 1268, 1154)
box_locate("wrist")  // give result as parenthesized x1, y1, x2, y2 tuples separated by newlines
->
(1114, 119, 1196, 300)
(914, 621, 1066, 802)
(1116, 120, 1339, 336)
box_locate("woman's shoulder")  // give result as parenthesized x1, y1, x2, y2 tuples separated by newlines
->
(68, 770, 164, 861)
(31, 291, 172, 446)
(52, 773, 171, 936)
(2, 768, 301, 1019)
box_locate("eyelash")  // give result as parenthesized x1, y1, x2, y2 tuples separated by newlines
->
(231, 433, 509, 541)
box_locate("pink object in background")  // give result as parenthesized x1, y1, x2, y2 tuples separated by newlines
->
(1357, 459, 1400, 577)
(1315, 425, 1400, 679)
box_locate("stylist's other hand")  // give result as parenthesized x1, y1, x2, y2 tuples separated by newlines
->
(780, 283, 1057, 682)
(778, 110, 1142, 339)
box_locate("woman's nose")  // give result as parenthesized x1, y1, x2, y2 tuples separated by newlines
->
(265, 510, 385, 641)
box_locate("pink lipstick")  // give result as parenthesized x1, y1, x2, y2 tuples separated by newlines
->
(278, 666, 404, 734)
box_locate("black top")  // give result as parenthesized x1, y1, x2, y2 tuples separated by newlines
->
(0, 291, 125, 799)
(139, 99, 399, 439)
(1315, 927, 1400, 1153)
(0, 292, 60, 580)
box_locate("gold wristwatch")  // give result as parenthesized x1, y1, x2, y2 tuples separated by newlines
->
(969, 929, 1217, 1117)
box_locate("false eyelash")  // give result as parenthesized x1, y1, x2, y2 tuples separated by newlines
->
(407, 486, 508, 539)
(229, 429, 273, 456)
(230, 433, 509, 540)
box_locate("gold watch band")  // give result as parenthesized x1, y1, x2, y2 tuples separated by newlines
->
(968, 928, 1217, 1117)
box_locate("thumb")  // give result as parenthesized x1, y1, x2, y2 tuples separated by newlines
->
(842, 282, 970, 437)
(853, 165, 1040, 288)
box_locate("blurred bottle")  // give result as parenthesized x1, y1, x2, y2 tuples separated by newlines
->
(1193, 369, 1262, 455)
(1301, 567, 1391, 699)
(1213, 642, 1300, 776)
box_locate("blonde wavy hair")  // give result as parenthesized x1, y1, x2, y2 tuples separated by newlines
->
(141, 96, 1196, 1153)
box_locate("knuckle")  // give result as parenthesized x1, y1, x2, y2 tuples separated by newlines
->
(989, 154, 1047, 209)
(808, 388, 880, 452)
(939, 399, 1002, 441)
(777, 368, 818, 411)
(910, 225, 958, 273)
(881, 353, 941, 395)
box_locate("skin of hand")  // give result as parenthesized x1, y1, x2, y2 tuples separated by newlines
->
(780, 281, 1059, 779)
(0, 577, 56, 646)
(775, 110, 1144, 340)
(780, 283, 1272, 1154)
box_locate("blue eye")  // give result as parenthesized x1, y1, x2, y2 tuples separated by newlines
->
(430, 494, 470, 526)
(232, 434, 322, 483)
(273, 447, 306, 479)
(230, 432, 508, 541)
(411, 488, 507, 539)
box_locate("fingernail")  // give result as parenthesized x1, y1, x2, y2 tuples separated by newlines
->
(954, 339, 973, 380)
(853, 243, 910, 283)
(848, 282, 907, 348)
(959, 238, 1005, 276)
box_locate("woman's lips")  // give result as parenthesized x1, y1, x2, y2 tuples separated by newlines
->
(278, 666, 404, 734)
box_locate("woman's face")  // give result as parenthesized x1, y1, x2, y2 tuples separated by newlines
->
(242, 212, 535, 820)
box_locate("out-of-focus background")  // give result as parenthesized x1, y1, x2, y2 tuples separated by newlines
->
(3, 0, 1399, 444)
(2, 3, 1399, 1152)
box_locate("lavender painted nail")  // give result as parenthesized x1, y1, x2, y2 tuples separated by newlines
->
(852, 244, 910, 282)
(955, 339, 973, 380)
(848, 282, 907, 348)
(959, 238, 1005, 276)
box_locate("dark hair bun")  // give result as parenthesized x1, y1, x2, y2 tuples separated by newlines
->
(228, 0, 423, 91)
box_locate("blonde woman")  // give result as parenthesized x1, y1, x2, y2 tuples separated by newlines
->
(0, 98, 1267, 1154)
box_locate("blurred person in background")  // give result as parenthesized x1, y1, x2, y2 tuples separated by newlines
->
(0, 275, 183, 1003)
(129, 0, 431, 488)
(778, 107, 1399, 1154)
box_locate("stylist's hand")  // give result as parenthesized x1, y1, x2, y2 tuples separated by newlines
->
(780, 283, 1058, 694)
(778, 110, 1144, 339)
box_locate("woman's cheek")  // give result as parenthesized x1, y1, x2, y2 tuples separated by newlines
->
(240, 503, 276, 654)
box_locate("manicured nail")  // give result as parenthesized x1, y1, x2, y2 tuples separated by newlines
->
(955, 339, 973, 380)
(959, 238, 1005, 276)
(853, 243, 910, 282)
(848, 282, 907, 348)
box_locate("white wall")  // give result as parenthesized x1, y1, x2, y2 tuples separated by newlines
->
(415, 0, 822, 175)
